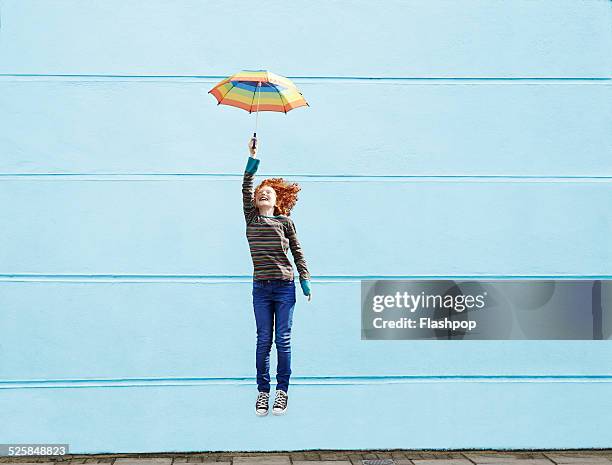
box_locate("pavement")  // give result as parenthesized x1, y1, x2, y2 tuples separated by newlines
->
(1, 451, 612, 465)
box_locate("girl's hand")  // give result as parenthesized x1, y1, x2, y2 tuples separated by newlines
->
(300, 279, 312, 302)
(248, 137, 258, 157)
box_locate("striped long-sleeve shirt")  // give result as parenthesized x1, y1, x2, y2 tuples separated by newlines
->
(242, 156, 311, 283)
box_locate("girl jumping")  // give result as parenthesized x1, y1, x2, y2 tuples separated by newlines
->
(242, 136, 312, 416)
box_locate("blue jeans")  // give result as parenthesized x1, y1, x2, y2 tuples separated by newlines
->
(252, 279, 296, 393)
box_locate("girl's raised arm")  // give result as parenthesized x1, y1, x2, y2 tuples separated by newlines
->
(242, 137, 260, 223)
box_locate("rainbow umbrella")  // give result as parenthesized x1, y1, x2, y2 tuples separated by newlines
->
(208, 69, 309, 150)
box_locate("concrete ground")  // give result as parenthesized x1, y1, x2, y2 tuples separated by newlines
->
(1, 451, 612, 465)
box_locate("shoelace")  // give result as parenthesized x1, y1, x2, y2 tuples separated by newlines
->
(256, 392, 269, 409)
(273, 391, 288, 409)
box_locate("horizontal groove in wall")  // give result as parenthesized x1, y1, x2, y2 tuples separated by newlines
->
(2, 375, 612, 390)
(0, 174, 610, 182)
(0, 74, 610, 84)
(0, 275, 610, 283)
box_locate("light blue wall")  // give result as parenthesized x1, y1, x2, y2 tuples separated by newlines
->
(0, 0, 611, 453)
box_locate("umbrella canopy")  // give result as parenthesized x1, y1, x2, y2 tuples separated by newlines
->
(208, 70, 309, 114)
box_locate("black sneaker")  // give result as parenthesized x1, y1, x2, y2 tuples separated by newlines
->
(255, 391, 269, 416)
(272, 389, 288, 415)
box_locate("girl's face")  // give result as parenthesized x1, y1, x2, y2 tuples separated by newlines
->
(256, 185, 277, 212)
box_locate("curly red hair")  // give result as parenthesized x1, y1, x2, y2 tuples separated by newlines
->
(255, 178, 301, 216)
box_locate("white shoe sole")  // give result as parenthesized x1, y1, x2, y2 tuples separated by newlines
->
(272, 408, 287, 415)
(255, 409, 268, 416)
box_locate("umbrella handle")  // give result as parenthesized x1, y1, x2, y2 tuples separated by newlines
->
(251, 132, 257, 150)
